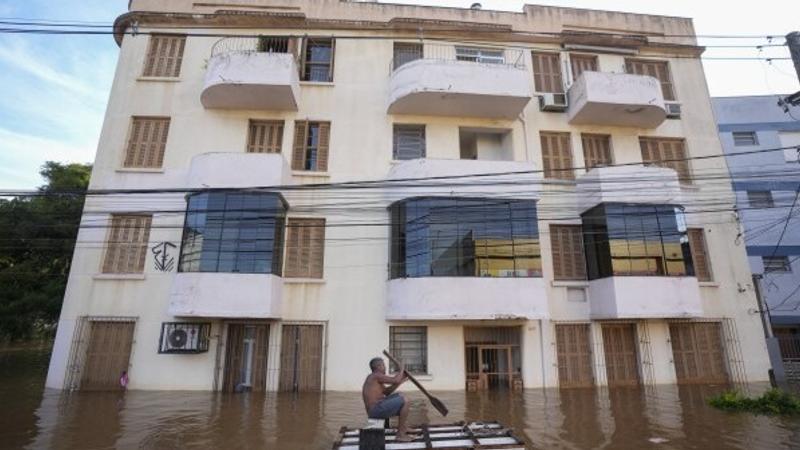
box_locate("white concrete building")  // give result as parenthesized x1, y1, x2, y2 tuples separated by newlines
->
(46, 0, 771, 392)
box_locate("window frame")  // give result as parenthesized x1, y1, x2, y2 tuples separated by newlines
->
(687, 228, 713, 282)
(732, 131, 759, 147)
(122, 116, 171, 169)
(247, 120, 284, 154)
(389, 326, 428, 375)
(392, 42, 423, 70)
(639, 137, 692, 184)
(102, 214, 153, 274)
(300, 37, 335, 82)
(392, 124, 426, 160)
(455, 46, 505, 65)
(569, 53, 598, 81)
(540, 131, 574, 180)
(763, 256, 792, 273)
(142, 34, 186, 78)
(550, 224, 588, 281)
(283, 217, 326, 279)
(531, 51, 565, 94)
(747, 190, 774, 209)
(292, 120, 331, 172)
(581, 133, 613, 170)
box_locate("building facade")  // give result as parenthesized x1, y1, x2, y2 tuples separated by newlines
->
(46, 0, 771, 392)
(713, 95, 800, 340)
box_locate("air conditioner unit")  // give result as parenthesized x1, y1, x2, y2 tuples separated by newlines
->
(665, 101, 682, 119)
(159, 322, 211, 354)
(539, 93, 568, 112)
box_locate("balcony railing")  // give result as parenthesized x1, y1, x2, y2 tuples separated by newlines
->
(390, 42, 525, 72)
(210, 36, 298, 61)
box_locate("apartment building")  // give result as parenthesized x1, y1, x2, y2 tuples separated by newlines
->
(45, 0, 771, 392)
(713, 95, 800, 350)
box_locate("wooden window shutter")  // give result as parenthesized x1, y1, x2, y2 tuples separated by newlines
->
(317, 122, 331, 172)
(570, 54, 598, 80)
(285, 218, 325, 278)
(639, 137, 691, 183)
(540, 132, 574, 180)
(143, 35, 186, 77)
(123, 117, 170, 168)
(581, 134, 612, 170)
(532, 52, 564, 93)
(625, 59, 675, 101)
(688, 228, 712, 281)
(550, 225, 586, 280)
(102, 215, 152, 274)
(247, 120, 284, 153)
(291, 121, 308, 170)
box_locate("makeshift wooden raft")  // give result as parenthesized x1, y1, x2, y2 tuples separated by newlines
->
(332, 421, 527, 450)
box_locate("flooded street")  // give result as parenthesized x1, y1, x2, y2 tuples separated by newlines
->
(1, 348, 799, 449)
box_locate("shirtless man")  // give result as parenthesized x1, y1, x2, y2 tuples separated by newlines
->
(362, 356, 416, 442)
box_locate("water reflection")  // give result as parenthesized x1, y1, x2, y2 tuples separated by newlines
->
(3, 349, 800, 450)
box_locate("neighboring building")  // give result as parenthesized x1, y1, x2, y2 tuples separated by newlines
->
(713, 95, 800, 345)
(46, 0, 771, 392)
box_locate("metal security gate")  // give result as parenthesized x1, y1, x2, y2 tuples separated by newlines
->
(669, 322, 728, 384)
(601, 324, 640, 387)
(556, 323, 594, 388)
(222, 323, 269, 392)
(80, 320, 135, 390)
(279, 324, 323, 392)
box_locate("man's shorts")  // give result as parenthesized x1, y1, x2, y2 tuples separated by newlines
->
(368, 393, 405, 419)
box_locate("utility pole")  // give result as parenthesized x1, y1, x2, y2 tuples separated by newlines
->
(778, 32, 800, 110)
(754, 274, 788, 388)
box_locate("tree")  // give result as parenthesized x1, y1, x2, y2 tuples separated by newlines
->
(0, 162, 91, 342)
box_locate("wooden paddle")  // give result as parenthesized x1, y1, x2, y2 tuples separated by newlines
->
(383, 349, 449, 417)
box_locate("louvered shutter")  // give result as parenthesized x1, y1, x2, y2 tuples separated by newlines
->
(639, 137, 690, 183)
(316, 122, 330, 172)
(581, 134, 612, 170)
(143, 35, 186, 77)
(532, 52, 564, 93)
(123, 118, 170, 169)
(285, 218, 325, 278)
(102, 215, 152, 274)
(550, 225, 586, 280)
(292, 121, 308, 170)
(570, 54, 598, 80)
(247, 121, 284, 153)
(540, 132, 574, 180)
(688, 228, 712, 281)
(626, 59, 675, 101)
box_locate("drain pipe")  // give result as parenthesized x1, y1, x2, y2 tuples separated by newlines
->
(538, 319, 547, 388)
(517, 111, 531, 163)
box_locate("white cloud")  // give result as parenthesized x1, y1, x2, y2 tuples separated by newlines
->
(0, 127, 95, 189)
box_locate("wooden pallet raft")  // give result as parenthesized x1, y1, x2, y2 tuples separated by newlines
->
(332, 421, 527, 450)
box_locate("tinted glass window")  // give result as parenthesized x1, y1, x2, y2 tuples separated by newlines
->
(581, 203, 692, 280)
(179, 192, 286, 274)
(390, 198, 540, 278)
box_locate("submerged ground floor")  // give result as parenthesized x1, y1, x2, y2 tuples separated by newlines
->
(45, 316, 765, 392)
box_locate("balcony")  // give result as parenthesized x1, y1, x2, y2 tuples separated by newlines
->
(187, 152, 291, 189)
(567, 71, 666, 128)
(388, 44, 532, 119)
(588, 276, 702, 319)
(201, 37, 299, 110)
(169, 273, 282, 319)
(576, 166, 681, 213)
(387, 277, 548, 320)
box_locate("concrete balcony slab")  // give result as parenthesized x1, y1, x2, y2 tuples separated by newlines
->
(567, 71, 666, 128)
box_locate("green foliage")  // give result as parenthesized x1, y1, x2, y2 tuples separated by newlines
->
(708, 389, 800, 415)
(0, 162, 91, 342)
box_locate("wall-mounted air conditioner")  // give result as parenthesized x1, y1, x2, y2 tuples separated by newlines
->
(665, 101, 682, 119)
(539, 93, 568, 112)
(158, 322, 211, 354)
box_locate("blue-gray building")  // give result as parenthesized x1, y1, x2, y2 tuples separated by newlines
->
(713, 95, 800, 340)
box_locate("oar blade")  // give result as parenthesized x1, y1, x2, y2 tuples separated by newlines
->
(430, 396, 449, 416)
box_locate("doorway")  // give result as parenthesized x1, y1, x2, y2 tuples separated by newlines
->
(279, 324, 324, 392)
(222, 323, 269, 392)
(79, 320, 135, 390)
(669, 322, 728, 384)
(464, 326, 522, 390)
(601, 323, 640, 387)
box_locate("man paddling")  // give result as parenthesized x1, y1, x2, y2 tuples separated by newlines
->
(362, 356, 417, 442)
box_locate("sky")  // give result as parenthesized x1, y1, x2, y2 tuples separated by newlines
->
(0, 0, 797, 189)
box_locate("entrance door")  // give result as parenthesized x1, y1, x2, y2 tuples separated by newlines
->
(279, 324, 323, 392)
(556, 323, 594, 388)
(222, 324, 269, 392)
(602, 324, 640, 387)
(80, 320, 135, 390)
(670, 322, 728, 384)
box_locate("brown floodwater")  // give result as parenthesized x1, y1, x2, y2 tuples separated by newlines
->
(1, 348, 799, 450)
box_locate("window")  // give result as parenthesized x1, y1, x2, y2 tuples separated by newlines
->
(102, 215, 152, 274)
(247, 120, 284, 153)
(532, 52, 564, 93)
(625, 59, 675, 101)
(581, 134, 612, 170)
(284, 218, 326, 278)
(389, 326, 427, 374)
(550, 225, 587, 281)
(732, 131, 758, 147)
(142, 34, 186, 77)
(292, 121, 330, 171)
(123, 117, 170, 169)
(393, 42, 422, 69)
(456, 46, 505, 64)
(540, 132, 574, 180)
(393, 124, 426, 160)
(639, 137, 691, 183)
(748, 191, 774, 208)
(570, 54, 598, 80)
(687, 228, 712, 281)
(179, 192, 286, 274)
(779, 131, 800, 163)
(301, 38, 334, 82)
(390, 198, 541, 278)
(581, 204, 693, 280)
(256, 36, 293, 53)
(763, 256, 791, 273)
